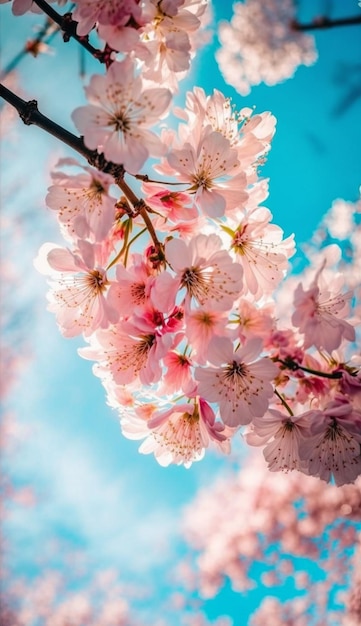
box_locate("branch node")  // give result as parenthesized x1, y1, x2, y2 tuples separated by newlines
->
(94, 43, 117, 68)
(133, 198, 147, 217)
(146, 243, 166, 270)
(85, 150, 124, 179)
(19, 99, 38, 125)
(61, 13, 76, 43)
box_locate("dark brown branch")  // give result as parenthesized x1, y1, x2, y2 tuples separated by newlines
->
(31, 0, 112, 64)
(0, 82, 124, 178)
(113, 177, 162, 250)
(275, 357, 343, 379)
(0, 83, 163, 251)
(292, 15, 361, 31)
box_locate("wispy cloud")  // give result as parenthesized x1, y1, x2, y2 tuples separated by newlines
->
(6, 379, 180, 577)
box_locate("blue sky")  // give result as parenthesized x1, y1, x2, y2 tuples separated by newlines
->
(1, 1, 361, 624)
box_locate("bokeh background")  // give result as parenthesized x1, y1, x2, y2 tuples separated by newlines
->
(1, 1, 361, 624)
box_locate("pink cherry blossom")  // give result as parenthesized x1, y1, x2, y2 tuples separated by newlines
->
(107, 253, 155, 317)
(142, 181, 198, 225)
(33, 240, 118, 337)
(292, 263, 356, 353)
(299, 398, 361, 486)
(159, 350, 197, 395)
(165, 128, 244, 217)
(324, 197, 361, 240)
(227, 206, 295, 299)
(5, 0, 359, 494)
(289, 350, 339, 403)
(97, 19, 141, 53)
(72, 57, 172, 174)
(339, 368, 361, 410)
(216, 0, 317, 95)
(235, 299, 275, 343)
(1, 0, 53, 16)
(123, 397, 230, 467)
(139, 21, 191, 81)
(245, 407, 311, 473)
(72, 0, 144, 37)
(176, 87, 276, 174)
(138, 0, 210, 90)
(182, 451, 361, 605)
(195, 337, 278, 427)
(156, 88, 276, 222)
(46, 160, 117, 242)
(79, 310, 174, 386)
(175, 87, 241, 145)
(151, 233, 243, 312)
(265, 328, 304, 364)
(185, 308, 230, 364)
(165, 215, 208, 240)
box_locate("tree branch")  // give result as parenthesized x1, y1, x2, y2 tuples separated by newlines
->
(0, 82, 124, 178)
(275, 357, 343, 379)
(31, 0, 113, 65)
(0, 83, 163, 251)
(292, 15, 361, 31)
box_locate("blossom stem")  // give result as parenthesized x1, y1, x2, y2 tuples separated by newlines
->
(291, 15, 361, 31)
(134, 173, 183, 186)
(0, 83, 124, 179)
(275, 357, 343, 379)
(124, 228, 148, 267)
(106, 223, 147, 270)
(274, 389, 294, 416)
(114, 176, 162, 252)
(106, 219, 132, 272)
(31, 0, 110, 64)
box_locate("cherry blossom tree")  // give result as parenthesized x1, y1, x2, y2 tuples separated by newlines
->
(179, 195, 361, 622)
(216, 0, 361, 95)
(0, 0, 360, 622)
(0, 0, 360, 480)
(181, 452, 361, 624)
(0, 82, 231, 626)
(216, 0, 317, 95)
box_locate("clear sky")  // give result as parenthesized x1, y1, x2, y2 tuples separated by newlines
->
(1, 1, 361, 624)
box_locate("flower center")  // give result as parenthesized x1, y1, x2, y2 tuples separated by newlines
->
(232, 225, 249, 255)
(136, 334, 155, 358)
(130, 282, 146, 305)
(85, 269, 108, 294)
(110, 111, 131, 133)
(87, 178, 106, 201)
(224, 360, 246, 380)
(324, 419, 343, 441)
(181, 267, 210, 302)
(191, 169, 212, 191)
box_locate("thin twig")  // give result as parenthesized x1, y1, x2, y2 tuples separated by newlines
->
(0, 83, 124, 178)
(291, 15, 361, 31)
(274, 389, 294, 416)
(275, 357, 343, 379)
(0, 83, 162, 251)
(31, 0, 113, 65)
(114, 176, 162, 251)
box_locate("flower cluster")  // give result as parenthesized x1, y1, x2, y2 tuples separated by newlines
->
(182, 452, 361, 619)
(3, 0, 360, 483)
(36, 63, 305, 469)
(216, 0, 317, 95)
